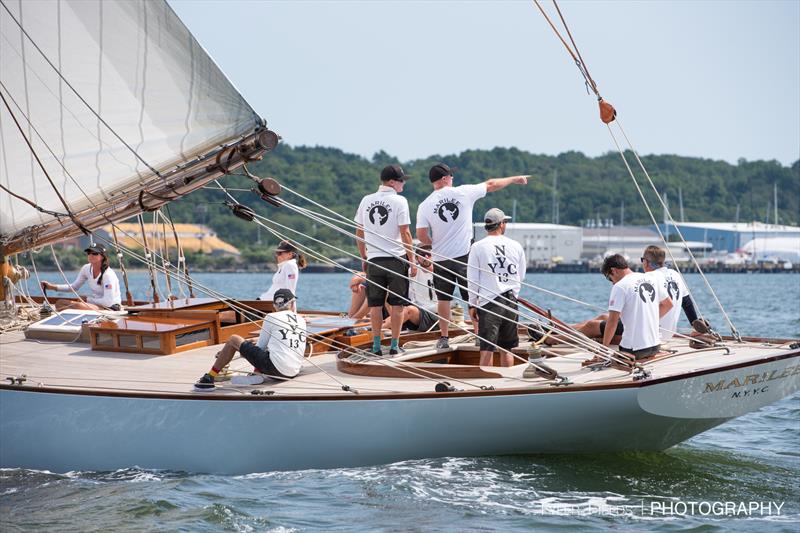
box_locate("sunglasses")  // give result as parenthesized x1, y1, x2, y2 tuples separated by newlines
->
(87, 251, 100, 256)
(640, 257, 647, 264)
(604, 270, 614, 282)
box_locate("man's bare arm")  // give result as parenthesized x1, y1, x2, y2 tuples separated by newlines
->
(486, 175, 529, 193)
(658, 297, 673, 319)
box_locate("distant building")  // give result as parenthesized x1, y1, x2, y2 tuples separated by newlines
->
(658, 222, 800, 254)
(581, 226, 709, 260)
(473, 223, 582, 264)
(96, 223, 240, 256)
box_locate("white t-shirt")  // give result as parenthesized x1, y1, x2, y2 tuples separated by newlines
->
(409, 267, 437, 312)
(255, 310, 308, 377)
(608, 271, 666, 351)
(354, 186, 411, 260)
(416, 183, 487, 259)
(259, 258, 299, 301)
(652, 266, 689, 341)
(467, 234, 526, 307)
(55, 263, 122, 308)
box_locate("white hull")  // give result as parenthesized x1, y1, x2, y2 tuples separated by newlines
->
(2, 354, 797, 474)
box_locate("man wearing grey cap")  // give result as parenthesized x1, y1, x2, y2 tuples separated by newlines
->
(467, 208, 526, 367)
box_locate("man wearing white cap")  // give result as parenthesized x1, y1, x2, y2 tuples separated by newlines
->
(467, 208, 527, 366)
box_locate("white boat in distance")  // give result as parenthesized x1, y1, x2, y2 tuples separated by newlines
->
(1, 0, 798, 474)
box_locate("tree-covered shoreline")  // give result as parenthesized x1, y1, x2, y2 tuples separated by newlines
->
(29, 144, 798, 271)
(175, 144, 798, 250)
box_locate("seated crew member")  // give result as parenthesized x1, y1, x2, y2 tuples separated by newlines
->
(640, 245, 709, 340)
(195, 288, 307, 390)
(586, 254, 672, 363)
(382, 244, 438, 333)
(467, 208, 526, 367)
(347, 271, 392, 326)
(259, 240, 307, 302)
(574, 246, 709, 343)
(40, 244, 122, 311)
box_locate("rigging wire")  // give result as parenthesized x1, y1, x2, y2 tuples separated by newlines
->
(613, 120, 741, 340)
(532, 0, 738, 340)
(215, 183, 634, 369)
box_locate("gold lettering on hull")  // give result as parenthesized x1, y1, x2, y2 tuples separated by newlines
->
(702, 364, 800, 394)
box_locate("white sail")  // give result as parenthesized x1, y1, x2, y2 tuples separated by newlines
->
(0, 0, 263, 246)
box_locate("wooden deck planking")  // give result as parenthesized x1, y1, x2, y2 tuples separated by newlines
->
(1, 330, 794, 397)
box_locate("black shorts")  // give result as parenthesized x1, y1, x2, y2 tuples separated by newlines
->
(599, 320, 624, 337)
(477, 293, 519, 351)
(403, 307, 438, 332)
(239, 340, 291, 379)
(366, 257, 409, 307)
(619, 344, 660, 360)
(433, 254, 469, 302)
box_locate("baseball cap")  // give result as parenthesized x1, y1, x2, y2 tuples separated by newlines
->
(84, 243, 106, 255)
(484, 208, 511, 228)
(273, 288, 296, 307)
(380, 164, 407, 182)
(428, 162, 453, 182)
(275, 240, 297, 253)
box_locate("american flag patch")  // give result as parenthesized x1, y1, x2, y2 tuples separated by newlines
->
(287, 274, 296, 279)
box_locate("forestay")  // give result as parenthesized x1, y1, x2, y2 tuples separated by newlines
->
(0, 0, 263, 250)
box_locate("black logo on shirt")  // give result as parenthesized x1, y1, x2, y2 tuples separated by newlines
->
(638, 282, 656, 303)
(666, 280, 680, 301)
(436, 202, 460, 222)
(368, 204, 390, 226)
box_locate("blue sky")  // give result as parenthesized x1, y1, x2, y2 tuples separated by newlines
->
(169, 0, 799, 166)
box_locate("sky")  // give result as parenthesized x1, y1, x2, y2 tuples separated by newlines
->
(168, 0, 800, 166)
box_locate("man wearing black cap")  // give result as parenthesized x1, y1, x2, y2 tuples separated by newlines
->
(416, 162, 529, 349)
(195, 288, 307, 390)
(467, 208, 526, 366)
(354, 164, 417, 356)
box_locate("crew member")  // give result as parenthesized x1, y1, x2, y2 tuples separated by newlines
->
(195, 288, 306, 390)
(467, 208, 526, 367)
(355, 164, 416, 356)
(591, 254, 672, 362)
(416, 162, 528, 349)
(40, 244, 122, 311)
(383, 244, 438, 333)
(640, 245, 708, 340)
(259, 240, 306, 302)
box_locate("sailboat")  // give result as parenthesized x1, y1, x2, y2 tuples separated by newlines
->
(1, 0, 798, 475)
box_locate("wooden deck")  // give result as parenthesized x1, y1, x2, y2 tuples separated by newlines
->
(1, 328, 796, 398)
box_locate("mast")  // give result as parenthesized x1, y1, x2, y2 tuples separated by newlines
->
(774, 182, 779, 226)
(678, 186, 685, 222)
(551, 170, 559, 224)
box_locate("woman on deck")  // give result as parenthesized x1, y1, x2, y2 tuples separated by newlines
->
(41, 244, 122, 311)
(258, 240, 307, 302)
